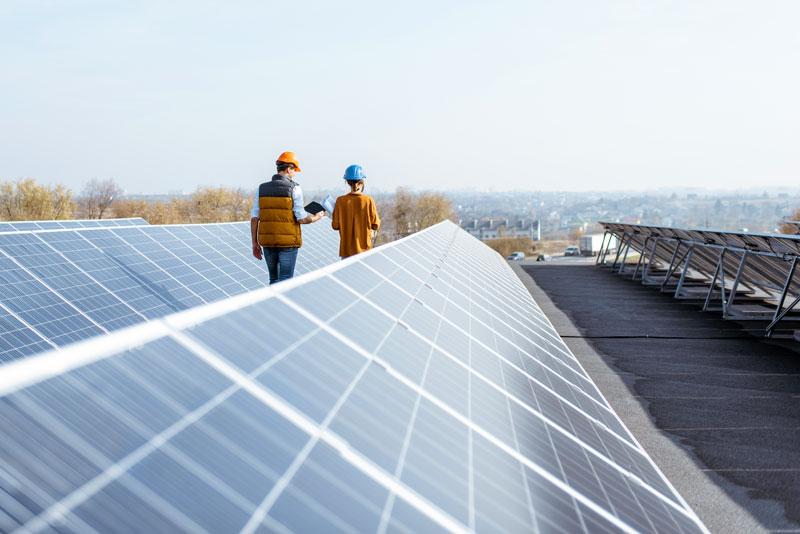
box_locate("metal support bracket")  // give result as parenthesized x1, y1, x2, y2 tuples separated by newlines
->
(659, 241, 682, 290)
(631, 236, 649, 280)
(618, 238, 633, 275)
(674, 247, 695, 298)
(611, 234, 630, 270)
(724, 251, 748, 318)
(660, 243, 692, 292)
(766, 256, 799, 337)
(642, 237, 660, 284)
(703, 249, 727, 312)
(597, 231, 610, 265)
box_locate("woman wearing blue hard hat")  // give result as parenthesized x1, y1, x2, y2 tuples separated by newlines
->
(331, 164, 381, 258)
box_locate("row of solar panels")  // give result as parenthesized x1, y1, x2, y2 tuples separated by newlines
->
(0, 218, 149, 233)
(0, 220, 709, 533)
(0, 220, 340, 363)
(598, 221, 800, 336)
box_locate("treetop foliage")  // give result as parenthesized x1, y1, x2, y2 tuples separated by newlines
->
(0, 178, 253, 225)
(483, 236, 535, 258)
(780, 208, 800, 235)
(111, 186, 252, 224)
(383, 187, 455, 241)
(0, 178, 75, 221)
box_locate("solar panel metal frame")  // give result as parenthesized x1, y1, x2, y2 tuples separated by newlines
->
(0, 218, 149, 233)
(598, 221, 800, 336)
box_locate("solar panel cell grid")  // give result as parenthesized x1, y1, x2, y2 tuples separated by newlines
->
(114, 228, 229, 302)
(32, 222, 63, 230)
(144, 227, 250, 297)
(174, 227, 263, 291)
(0, 308, 53, 363)
(79, 229, 207, 311)
(0, 221, 708, 533)
(344, 252, 633, 464)
(0, 218, 150, 234)
(202, 225, 273, 286)
(0, 219, 337, 361)
(41, 231, 177, 319)
(8, 223, 40, 231)
(0, 254, 105, 346)
(0, 233, 144, 333)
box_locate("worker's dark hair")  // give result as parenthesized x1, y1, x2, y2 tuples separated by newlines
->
(277, 162, 295, 172)
(347, 179, 365, 193)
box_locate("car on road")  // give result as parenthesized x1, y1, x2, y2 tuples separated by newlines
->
(564, 246, 580, 256)
(536, 253, 552, 262)
(507, 251, 525, 261)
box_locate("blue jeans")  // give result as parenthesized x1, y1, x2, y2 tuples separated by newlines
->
(263, 247, 299, 284)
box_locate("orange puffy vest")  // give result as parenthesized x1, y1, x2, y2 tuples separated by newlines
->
(257, 175, 302, 247)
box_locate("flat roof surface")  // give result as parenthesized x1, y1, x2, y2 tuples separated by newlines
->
(513, 260, 800, 534)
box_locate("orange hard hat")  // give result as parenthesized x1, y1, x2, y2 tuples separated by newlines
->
(276, 152, 301, 172)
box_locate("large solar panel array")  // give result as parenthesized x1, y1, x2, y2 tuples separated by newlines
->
(0, 220, 340, 363)
(598, 221, 800, 336)
(0, 220, 708, 533)
(0, 218, 149, 232)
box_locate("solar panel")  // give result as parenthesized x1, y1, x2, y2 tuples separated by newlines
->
(598, 221, 800, 336)
(0, 218, 149, 233)
(0, 221, 341, 363)
(0, 221, 709, 533)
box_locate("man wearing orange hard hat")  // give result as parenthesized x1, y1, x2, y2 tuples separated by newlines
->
(250, 151, 324, 284)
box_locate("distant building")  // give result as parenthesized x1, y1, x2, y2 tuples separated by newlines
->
(460, 218, 540, 241)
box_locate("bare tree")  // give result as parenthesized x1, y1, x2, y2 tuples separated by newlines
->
(372, 199, 394, 245)
(80, 178, 121, 219)
(391, 187, 416, 239)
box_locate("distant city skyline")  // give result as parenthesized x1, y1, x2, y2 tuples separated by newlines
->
(2, 1, 799, 195)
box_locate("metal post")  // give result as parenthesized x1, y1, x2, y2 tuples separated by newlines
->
(766, 256, 798, 337)
(642, 237, 659, 284)
(596, 231, 609, 265)
(611, 234, 629, 270)
(662, 244, 691, 291)
(618, 239, 632, 275)
(719, 250, 727, 311)
(600, 231, 615, 265)
(674, 247, 694, 298)
(724, 251, 748, 318)
(765, 294, 800, 338)
(631, 236, 649, 279)
(659, 241, 682, 290)
(703, 249, 726, 311)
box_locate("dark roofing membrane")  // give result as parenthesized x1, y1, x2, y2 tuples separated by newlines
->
(516, 262, 800, 533)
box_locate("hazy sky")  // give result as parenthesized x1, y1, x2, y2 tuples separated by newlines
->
(2, 1, 799, 195)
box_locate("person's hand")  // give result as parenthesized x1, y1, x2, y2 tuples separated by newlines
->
(313, 211, 324, 222)
(252, 244, 263, 260)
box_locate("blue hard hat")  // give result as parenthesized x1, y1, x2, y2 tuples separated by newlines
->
(343, 164, 366, 181)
